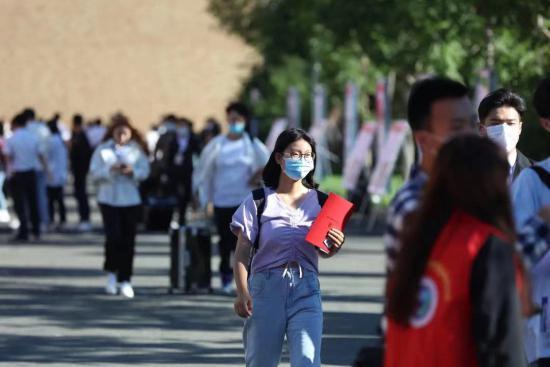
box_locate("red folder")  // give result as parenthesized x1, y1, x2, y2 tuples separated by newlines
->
(306, 193, 355, 254)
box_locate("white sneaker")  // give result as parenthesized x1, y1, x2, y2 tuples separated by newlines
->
(119, 282, 134, 298)
(105, 273, 117, 295)
(78, 221, 92, 232)
(222, 283, 234, 295)
(9, 218, 20, 230)
(0, 209, 10, 223)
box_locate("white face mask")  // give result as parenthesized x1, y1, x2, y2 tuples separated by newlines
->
(177, 126, 189, 138)
(485, 124, 520, 153)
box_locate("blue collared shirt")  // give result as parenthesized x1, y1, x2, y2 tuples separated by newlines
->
(512, 158, 550, 267)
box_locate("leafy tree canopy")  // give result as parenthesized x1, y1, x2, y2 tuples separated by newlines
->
(209, 0, 550, 158)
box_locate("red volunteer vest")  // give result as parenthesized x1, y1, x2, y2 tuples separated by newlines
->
(385, 211, 506, 367)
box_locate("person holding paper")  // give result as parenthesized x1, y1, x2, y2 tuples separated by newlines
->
(90, 113, 150, 298)
(230, 128, 345, 367)
(385, 134, 526, 367)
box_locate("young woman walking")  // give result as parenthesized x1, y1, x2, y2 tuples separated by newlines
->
(231, 128, 345, 367)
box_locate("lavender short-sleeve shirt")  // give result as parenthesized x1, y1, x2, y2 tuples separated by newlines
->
(230, 187, 322, 274)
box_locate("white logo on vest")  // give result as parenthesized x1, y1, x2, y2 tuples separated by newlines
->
(410, 277, 439, 328)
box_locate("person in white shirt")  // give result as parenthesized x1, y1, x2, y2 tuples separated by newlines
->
(90, 113, 150, 298)
(3, 113, 47, 241)
(23, 109, 51, 229)
(194, 102, 269, 293)
(46, 119, 69, 230)
(0, 121, 10, 223)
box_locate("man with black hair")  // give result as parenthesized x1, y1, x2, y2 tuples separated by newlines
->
(194, 102, 269, 293)
(478, 88, 532, 181)
(70, 114, 93, 231)
(384, 76, 473, 273)
(3, 113, 46, 241)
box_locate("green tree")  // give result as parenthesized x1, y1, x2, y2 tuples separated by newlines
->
(209, 0, 550, 159)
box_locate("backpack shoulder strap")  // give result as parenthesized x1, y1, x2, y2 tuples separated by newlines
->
(247, 188, 266, 278)
(251, 188, 266, 250)
(315, 189, 329, 207)
(530, 166, 550, 189)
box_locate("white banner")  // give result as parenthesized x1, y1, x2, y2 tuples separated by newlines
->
(344, 82, 359, 163)
(287, 87, 300, 129)
(265, 118, 288, 152)
(474, 68, 491, 120)
(312, 84, 326, 127)
(375, 79, 386, 160)
(343, 122, 377, 191)
(368, 120, 410, 196)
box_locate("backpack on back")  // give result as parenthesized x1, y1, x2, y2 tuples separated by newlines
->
(531, 166, 550, 189)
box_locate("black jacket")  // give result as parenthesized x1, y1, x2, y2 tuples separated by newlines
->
(513, 150, 533, 181)
(471, 235, 527, 367)
(144, 131, 201, 199)
(70, 131, 93, 176)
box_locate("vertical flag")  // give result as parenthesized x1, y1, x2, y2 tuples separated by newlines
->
(312, 84, 326, 127)
(368, 120, 410, 196)
(287, 87, 301, 129)
(375, 79, 386, 160)
(474, 69, 491, 120)
(344, 82, 359, 164)
(343, 122, 377, 191)
(310, 84, 329, 180)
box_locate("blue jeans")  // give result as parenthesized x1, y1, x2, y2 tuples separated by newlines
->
(35, 170, 49, 226)
(0, 171, 7, 210)
(243, 267, 323, 367)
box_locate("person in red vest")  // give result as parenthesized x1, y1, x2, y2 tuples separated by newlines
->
(385, 134, 527, 367)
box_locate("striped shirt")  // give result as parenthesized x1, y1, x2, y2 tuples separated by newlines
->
(384, 166, 428, 273)
(518, 215, 550, 268)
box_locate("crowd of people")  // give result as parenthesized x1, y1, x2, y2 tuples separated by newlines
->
(0, 102, 264, 299)
(1, 76, 549, 366)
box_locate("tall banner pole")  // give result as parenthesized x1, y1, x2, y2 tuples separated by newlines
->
(310, 84, 329, 181)
(287, 87, 301, 129)
(249, 87, 261, 138)
(312, 84, 326, 127)
(375, 78, 386, 161)
(474, 69, 491, 121)
(344, 82, 358, 166)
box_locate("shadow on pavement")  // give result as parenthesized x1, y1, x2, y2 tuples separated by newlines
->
(0, 281, 246, 364)
(322, 311, 382, 366)
(0, 334, 245, 364)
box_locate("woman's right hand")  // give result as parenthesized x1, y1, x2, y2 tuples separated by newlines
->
(234, 291, 253, 318)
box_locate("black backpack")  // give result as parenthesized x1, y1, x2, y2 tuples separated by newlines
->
(247, 188, 328, 275)
(530, 166, 550, 189)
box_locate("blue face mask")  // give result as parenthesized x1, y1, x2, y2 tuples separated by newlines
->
(283, 157, 314, 181)
(229, 122, 246, 135)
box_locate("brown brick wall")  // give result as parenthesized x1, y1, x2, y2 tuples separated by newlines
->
(0, 0, 258, 131)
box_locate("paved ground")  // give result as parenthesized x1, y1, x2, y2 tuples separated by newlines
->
(0, 216, 385, 366)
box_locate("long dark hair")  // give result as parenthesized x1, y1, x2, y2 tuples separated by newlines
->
(262, 128, 318, 189)
(386, 134, 515, 325)
(103, 113, 148, 154)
